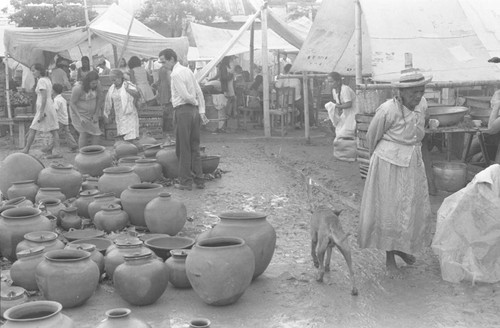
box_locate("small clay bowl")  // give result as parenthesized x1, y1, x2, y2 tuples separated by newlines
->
(62, 229, 105, 242)
(68, 237, 113, 255)
(144, 236, 195, 260)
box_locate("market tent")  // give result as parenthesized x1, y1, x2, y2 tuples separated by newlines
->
(3, 3, 188, 67)
(292, 0, 500, 82)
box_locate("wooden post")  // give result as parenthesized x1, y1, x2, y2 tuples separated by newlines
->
(303, 71, 310, 142)
(354, 0, 362, 86)
(112, 45, 119, 68)
(250, 22, 254, 80)
(4, 54, 13, 140)
(262, 2, 271, 137)
(83, 0, 93, 67)
(117, 11, 135, 69)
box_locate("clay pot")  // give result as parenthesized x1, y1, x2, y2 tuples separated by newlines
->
(65, 243, 105, 275)
(88, 193, 121, 221)
(37, 163, 82, 199)
(113, 250, 168, 306)
(11, 246, 45, 291)
(104, 238, 151, 278)
(189, 318, 211, 328)
(121, 183, 163, 228)
(143, 144, 162, 158)
(16, 231, 64, 255)
(144, 192, 186, 235)
(165, 249, 191, 288)
(0, 287, 28, 319)
(118, 156, 143, 167)
(58, 207, 82, 231)
(197, 211, 276, 279)
(4, 197, 33, 208)
(81, 175, 99, 191)
(39, 198, 66, 223)
(98, 167, 141, 198)
(74, 190, 100, 218)
(0, 153, 44, 197)
(94, 204, 129, 233)
(7, 180, 39, 202)
(35, 188, 66, 203)
(74, 145, 113, 177)
(133, 159, 163, 182)
(35, 249, 100, 308)
(186, 237, 255, 306)
(2, 300, 74, 328)
(0, 207, 52, 261)
(114, 138, 139, 160)
(96, 308, 151, 328)
(156, 145, 179, 179)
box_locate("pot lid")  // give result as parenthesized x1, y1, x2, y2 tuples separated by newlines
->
(170, 249, 190, 257)
(79, 189, 99, 197)
(16, 246, 45, 258)
(123, 249, 153, 260)
(102, 204, 122, 211)
(49, 162, 74, 170)
(66, 243, 96, 252)
(24, 231, 58, 242)
(159, 192, 171, 198)
(1, 286, 27, 301)
(94, 192, 117, 199)
(114, 236, 143, 247)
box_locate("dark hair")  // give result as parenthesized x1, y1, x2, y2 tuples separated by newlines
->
(81, 56, 90, 71)
(32, 63, 47, 77)
(220, 56, 233, 68)
(70, 64, 76, 70)
(52, 83, 63, 94)
(158, 49, 177, 62)
(329, 72, 342, 83)
(56, 58, 69, 69)
(283, 64, 292, 73)
(128, 56, 142, 69)
(82, 70, 99, 93)
(234, 65, 243, 73)
(250, 74, 263, 90)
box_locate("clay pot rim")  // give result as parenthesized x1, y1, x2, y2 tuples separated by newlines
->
(24, 231, 58, 242)
(0, 286, 27, 301)
(118, 156, 143, 163)
(115, 238, 144, 247)
(1, 207, 42, 219)
(170, 249, 190, 257)
(68, 238, 113, 254)
(38, 187, 63, 192)
(62, 229, 106, 241)
(44, 249, 91, 262)
(158, 192, 171, 198)
(127, 183, 163, 190)
(195, 236, 246, 249)
(17, 246, 45, 258)
(102, 166, 134, 174)
(123, 249, 153, 261)
(105, 308, 132, 319)
(93, 192, 117, 199)
(101, 203, 122, 211)
(189, 318, 211, 327)
(11, 179, 36, 185)
(79, 145, 106, 154)
(40, 198, 62, 205)
(145, 236, 195, 250)
(218, 211, 267, 220)
(5, 196, 28, 205)
(65, 243, 96, 252)
(79, 189, 100, 197)
(135, 158, 158, 164)
(49, 162, 74, 170)
(3, 300, 62, 322)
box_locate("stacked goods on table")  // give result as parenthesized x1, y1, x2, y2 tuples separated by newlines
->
(355, 113, 374, 179)
(138, 106, 163, 139)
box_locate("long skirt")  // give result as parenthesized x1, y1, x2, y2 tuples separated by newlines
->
(358, 148, 432, 254)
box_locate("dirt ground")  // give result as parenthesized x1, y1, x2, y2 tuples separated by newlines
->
(1, 126, 500, 328)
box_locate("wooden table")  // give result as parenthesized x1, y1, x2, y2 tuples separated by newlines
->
(0, 115, 35, 148)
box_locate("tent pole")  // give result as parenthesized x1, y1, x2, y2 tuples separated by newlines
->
(303, 71, 310, 142)
(250, 22, 254, 80)
(262, 1, 271, 138)
(355, 0, 362, 86)
(112, 45, 118, 68)
(118, 10, 135, 69)
(5, 53, 13, 141)
(83, 0, 93, 67)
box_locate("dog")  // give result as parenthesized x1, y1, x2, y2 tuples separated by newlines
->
(305, 175, 358, 296)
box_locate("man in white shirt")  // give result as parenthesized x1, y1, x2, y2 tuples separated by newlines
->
(158, 48, 209, 190)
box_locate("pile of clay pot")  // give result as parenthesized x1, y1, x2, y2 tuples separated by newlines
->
(0, 143, 276, 328)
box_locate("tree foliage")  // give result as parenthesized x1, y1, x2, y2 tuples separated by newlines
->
(137, 0, 231, 37)
(9, 0, 98, 28)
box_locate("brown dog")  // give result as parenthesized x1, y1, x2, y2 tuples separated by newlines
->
(310, 207, 358, 296)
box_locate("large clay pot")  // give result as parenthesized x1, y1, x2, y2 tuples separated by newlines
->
(165, 249, 191, 288)
(113, 250, 168, 306)
(88, 193, 121, 221)
(4, 197, 33, 208)
(197, 211, 276, 279)
(10, 246, 45, 291)
(74, 190, 100, 218)
(133, 159, 163, 183)
(114, 138, 139, 160)
(0, 153, 44, 197)
(2, 300, 74, 328)
(156, 145, 179, 179)
(0, 286, 28, 319)
(95, 308, 151, 328)
(186, 237, 255, 306)
(58, 207, 82, 231)
(37, 163, 82, 199)
(118, 156, 143, 167)
(104, 238, 151, 278)
(121, 183, 163, 228)
(35, 249, 100, 308)
(16, 231, 64, 255)
(65, 243, 105, 275)
(7, 180, 39, 202)
(98, 167, 141, 198)
(39, 198, 66, 223)
(74, 145, 113, 177)
(0, 207, 52, 261)
(143, 144, 162, 158)
(35, 188, 66, 203)
(144, 192, 186, 235)
(94, 204, 129, 233)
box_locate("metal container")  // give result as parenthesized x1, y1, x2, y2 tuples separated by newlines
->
(427, 106, 468, 127)
(432, 162, 467, 192)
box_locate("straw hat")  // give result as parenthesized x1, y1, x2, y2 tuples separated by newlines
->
(392, 68, 432, 88)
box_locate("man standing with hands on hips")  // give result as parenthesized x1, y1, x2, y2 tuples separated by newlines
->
(158, 48, 209, 190)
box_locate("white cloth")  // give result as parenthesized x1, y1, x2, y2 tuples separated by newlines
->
(171, 62, 205, 114)
(331, 85, 358, 140)
(104, 81, 140, 140)
(30, 77, 58, 132)
(53, 94, 69, 125)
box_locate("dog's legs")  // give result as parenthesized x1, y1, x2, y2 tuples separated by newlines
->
(325, 243, 332, 272)
(316, 238, 329, 282)
(311, 232, 319, 268)
(336, 241, 358, 296)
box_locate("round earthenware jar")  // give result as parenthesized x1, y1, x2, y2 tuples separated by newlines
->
(4, 197, 33, 208)
(0, 152, 44, 197)
(143, 143, 162, 158)
(114, 139, 138, 160)
(65, 243, 105, 275)
(186, 237, 255, 306)
(0, 207, 52, 261)
(2, 300, 74, 328)
(113, 250, 168, 306)
(104, 238, 151, 279)
(88, 193, 121, 221)
(35, 188, 66, 203)
(37, 163, 83, 199)
(16, 231, 64, 255)
(0, 286, 28, 319)
(133, 159, 163, 183)
(7, 180, 39, 203)
(155, 145, 179, 179)
(95, 308, 151, 328)
(121, 183, 163, 228)
(10, 246, 45, 291)
(74, 190, 100, 218)
(94, 204, 129, 233)
(98, 167, 141, 198)
(117, 156, 143, 167)
(197, 211, 276, 279)
(74, 145, 113, 177)
(144, 192, 186, 235)
(58, 207, 82, 231)
(35, 249, 99, 308)
(38, 198, 66, 223)
(165, 249, 191, 289)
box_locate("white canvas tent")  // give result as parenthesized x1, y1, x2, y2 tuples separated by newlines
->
(292, 0, 500, 82)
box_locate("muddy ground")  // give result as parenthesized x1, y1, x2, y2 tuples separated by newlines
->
(1, 126, 500, 328)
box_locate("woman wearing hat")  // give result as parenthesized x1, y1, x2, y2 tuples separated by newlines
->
(358, 69, 433, 277)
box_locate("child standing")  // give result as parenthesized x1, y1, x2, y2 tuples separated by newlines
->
(53, 83, 78, 151)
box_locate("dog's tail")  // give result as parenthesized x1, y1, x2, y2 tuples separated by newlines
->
(301, 169, 315, 213)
